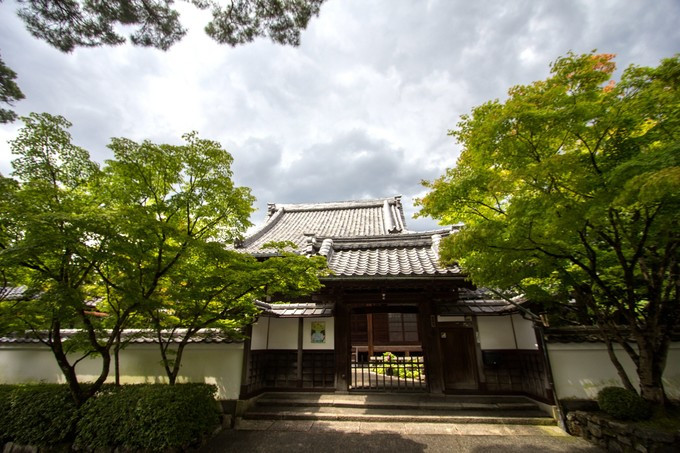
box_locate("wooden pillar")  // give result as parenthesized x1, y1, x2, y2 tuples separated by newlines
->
(420, 298, 444, 393)
(297, 317, 304, 387)
(239, 323, 253, 398)
(334, 298, 350, 392)
(367, 313, 374, 358)
(471, 315, 487, 390)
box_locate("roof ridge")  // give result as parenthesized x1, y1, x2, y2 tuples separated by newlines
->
(238, 207, 286, 249)
(317, 229, 454, 243)
(272, 196, 402, 212)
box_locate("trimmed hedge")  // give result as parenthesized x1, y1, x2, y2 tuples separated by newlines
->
(75, 384, 220, 451)
(0, 385, 14, 443)
(1, 384, 79, 447)
(597, 386, 651, 421)
(0, 383, 220, 451)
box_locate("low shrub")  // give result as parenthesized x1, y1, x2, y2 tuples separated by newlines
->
(3, 384, 79, 446)
(74, 384, 141, 450)
(0, 385, 15, 443)
(372, 352, 424, 380)
(75, 383, 219, 451)
(597, 386, 651, 421)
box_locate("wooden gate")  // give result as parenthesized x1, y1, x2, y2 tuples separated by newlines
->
(349, 306, 427, 392)
(350, 354, 426, 391)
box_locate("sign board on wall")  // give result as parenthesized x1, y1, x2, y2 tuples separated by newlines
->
(311, 321, 326, 344)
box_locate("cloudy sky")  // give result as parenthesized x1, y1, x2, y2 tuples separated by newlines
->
(0, 0, 678, 231)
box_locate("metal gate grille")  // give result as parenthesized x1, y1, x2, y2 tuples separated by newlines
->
(350, 355, 426, 391)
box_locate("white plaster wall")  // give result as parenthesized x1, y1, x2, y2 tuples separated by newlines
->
(265, 317, 298, 349)
(302, 318, 334, 350)
(437, 316, 465, 322)
(476, 315, 538, 350)
(512, 314, 538, 350)
(547, 342, 680, 401)
(251, 318, 270, 350)
(0, 346, 63, 384)
(0, 343, 244, 400)
(477, 316, 516, 349)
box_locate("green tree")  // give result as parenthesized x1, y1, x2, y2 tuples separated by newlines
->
(93, 132, 327, 385)
(15, 0, 326, 51)
(0, 113, 120, 406)
(0, 115, 328, 401)
(418, 53, 680, 406)
(151, 241, 327, 384)
(94, 132, 256, 384)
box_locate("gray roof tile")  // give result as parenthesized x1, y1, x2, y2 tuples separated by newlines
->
(255, 301, 334, 317)
(0, 286, 33, 300)
(238, 197, 406, 254)
(437, 288, 521, 315)
(323, 233, 459, 277)
(544, 326, 680, 343)
(237, 196, 461, 278)
(0, 329, 241, 344)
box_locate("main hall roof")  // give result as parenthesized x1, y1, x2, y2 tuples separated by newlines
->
(235, 196, 461, 278)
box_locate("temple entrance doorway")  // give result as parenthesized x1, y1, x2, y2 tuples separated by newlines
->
(349, 305, 426, 391)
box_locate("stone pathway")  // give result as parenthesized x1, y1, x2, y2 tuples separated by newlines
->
(199, 420, 603, 452)
(236, 418, 568, 435)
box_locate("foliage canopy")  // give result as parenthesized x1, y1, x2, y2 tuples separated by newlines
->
(0, 113, 327, 402)
(0, 53, 25, 123)
(15, 0, 326, 51)
(418, 53, 680, 404)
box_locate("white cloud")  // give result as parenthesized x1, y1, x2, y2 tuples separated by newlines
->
(1, 0, 678, 232)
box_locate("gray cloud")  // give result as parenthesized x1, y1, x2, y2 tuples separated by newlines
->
(1, 0, 678, 232)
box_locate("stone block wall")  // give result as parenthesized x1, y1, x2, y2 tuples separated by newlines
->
(567, 411, 680, 453)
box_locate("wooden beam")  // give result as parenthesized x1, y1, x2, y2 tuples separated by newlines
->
(367, 313, 374, 358)
(297, 317, 303, 387)
(239, 323, 253, 398)
(334, 298, 350, 391)
(420, 299, 444, 393)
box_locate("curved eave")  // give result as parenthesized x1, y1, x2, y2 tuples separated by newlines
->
(321, 274, 466, 281)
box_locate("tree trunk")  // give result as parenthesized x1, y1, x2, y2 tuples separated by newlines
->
(637, 336, 670, 406)
(50, 322, 86, 406)
(600, 331, 636, 392)
(52, 346, 86, 406)
(114, 330, 121, 386)
(50, 320, 114, 406)
(168, 339, 189, 385)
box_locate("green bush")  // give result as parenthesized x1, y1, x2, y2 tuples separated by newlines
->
(0, 385, 15, 443)
(75, 383, 219, 451)
(597, 386, 651, 421)
(3, 384, 79, 446)
(73, 384, 141, 450)
(0, 383, 219, 450)
(372, 352, 424, 380)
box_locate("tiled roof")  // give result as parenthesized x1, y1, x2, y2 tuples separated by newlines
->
(0, 329, 241, 344)
(437, 288, 521, 315)
(237, 196, 408, 255)
(0, 286, 33, 300)
(318, 233, 459, 277)
(255, 301, 334, 317)
(543, 326, 680, 343)
(236, 196, 461, 278)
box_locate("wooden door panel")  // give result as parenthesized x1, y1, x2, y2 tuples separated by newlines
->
(440, 327, 479, 390)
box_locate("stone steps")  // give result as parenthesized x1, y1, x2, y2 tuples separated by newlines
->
(241, 392, 556, 426)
